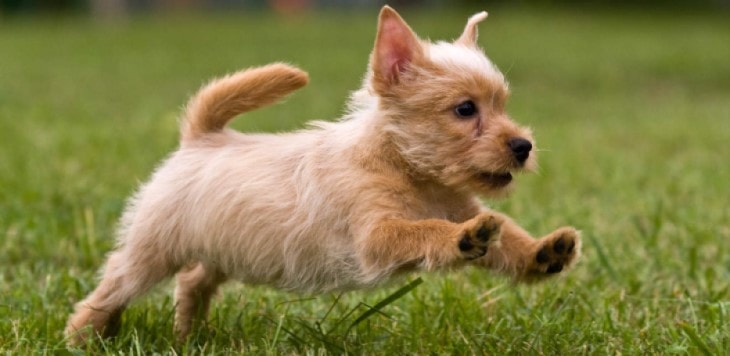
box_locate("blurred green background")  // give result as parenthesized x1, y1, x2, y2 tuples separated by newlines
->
(2, 0, 730, 16)
(1, 1, 729, 354)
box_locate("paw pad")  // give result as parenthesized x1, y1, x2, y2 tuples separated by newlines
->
(475, 225, 494, 242)
(458, 236, 476, 252)
(533, 230, 580, 275)
(459, 214, 502, 260)
(458, 233, 486, 260)
(546, 263, 563, 274)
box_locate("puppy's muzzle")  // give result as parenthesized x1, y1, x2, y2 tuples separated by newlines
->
(508, 137, 533, 164)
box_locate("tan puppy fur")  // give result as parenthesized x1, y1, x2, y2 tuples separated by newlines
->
(65, 6, 581, 346)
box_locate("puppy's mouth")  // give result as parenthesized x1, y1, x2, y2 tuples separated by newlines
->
(478, 171, 513, 187)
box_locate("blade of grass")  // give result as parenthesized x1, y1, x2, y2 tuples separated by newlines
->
(590, 236, 618, 280)
(292, 319, 344, 352)
(678, 321, 712, 356)
(346, 277, 423, 334)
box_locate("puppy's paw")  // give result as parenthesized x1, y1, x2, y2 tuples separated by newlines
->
(528, 227, 581, 278)
(458, 213, 503, 260)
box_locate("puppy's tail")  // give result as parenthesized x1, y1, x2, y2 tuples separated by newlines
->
(181, 63, 309, 142)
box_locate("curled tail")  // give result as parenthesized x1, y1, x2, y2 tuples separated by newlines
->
(181, 63, 309, 142)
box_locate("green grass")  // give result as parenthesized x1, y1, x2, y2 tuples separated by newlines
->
(2, 6, 730, 354)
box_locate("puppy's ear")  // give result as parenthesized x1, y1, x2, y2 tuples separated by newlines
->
(456, 11, 488, 47)
(371, 6, 423, 93)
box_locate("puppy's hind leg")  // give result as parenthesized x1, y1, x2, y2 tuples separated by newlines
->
(65, 244, 176, 346)
(173, 263, 227, 341)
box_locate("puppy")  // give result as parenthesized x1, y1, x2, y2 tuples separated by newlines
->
(66, 6, 581, 345)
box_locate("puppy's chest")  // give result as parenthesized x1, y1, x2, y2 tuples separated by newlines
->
(410, 189, 473, 222)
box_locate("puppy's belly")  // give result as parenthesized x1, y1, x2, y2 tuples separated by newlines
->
(195, 230, 368, 294)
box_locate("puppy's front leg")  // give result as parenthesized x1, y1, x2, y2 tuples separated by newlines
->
(475, 212, 581, 282)
(358, 212, 503, 278)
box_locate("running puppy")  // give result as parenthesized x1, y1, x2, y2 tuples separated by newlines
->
(66, 6, 581, 345)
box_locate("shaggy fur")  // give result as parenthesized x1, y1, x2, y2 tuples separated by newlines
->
(65, 6, 581, 346)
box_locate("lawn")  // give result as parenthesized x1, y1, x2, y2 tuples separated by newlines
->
(1, 5, 729, 354)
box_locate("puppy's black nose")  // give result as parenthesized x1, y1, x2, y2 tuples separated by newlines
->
(508, 137, 532, 163)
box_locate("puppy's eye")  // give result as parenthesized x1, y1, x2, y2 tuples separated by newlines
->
(454, 100, 478, 118)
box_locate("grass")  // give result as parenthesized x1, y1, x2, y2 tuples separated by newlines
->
(1, 5, 729, 354)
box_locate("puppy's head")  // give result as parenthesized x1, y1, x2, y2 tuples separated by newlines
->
(369, 6, 536, 198)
